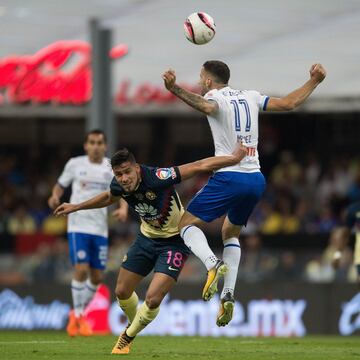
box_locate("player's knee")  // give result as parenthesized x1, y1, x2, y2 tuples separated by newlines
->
(73, 267, 89, 282)
(178, 213, 195, 232)
(221, 223, 241, 240)
(178, 218, 188, 232)
(90, 272, 103, 285)
(145, 292, 165, 309)
(115, 283, 132, 300)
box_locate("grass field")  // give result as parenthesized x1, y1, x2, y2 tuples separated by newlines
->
(0, 331, 360, 360)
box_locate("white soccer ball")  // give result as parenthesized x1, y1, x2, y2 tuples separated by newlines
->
(184, 12, 216, 45)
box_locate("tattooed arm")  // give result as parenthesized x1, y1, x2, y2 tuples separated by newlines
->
(162, 69, 218, 115)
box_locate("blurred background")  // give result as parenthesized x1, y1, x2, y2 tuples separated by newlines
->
(0, 0, 359, 336)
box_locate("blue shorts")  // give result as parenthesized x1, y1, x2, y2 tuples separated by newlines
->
(187, 171, 266, 226)
(68, 232, 108, 270)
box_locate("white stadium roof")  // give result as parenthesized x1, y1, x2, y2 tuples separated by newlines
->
(0, 0, 359, 112)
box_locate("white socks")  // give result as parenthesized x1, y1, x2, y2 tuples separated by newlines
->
(71, 278, 99, 317)
(83, 279, 98, 309)
(71, 279, 86, 317)
(221, 237, 241, 299)
(180, 225, 218, 271)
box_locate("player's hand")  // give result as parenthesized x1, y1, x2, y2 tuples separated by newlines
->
(112, 208, 128, 222)
(232, 142, 247, 162)
(54, 202, 78, 217)
(309, 63, 326, 83)
(48, 195, 60, 210)
(162, 69, 177, 91)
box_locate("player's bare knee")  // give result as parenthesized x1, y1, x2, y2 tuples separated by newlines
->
(145, 296, 161, 309)
(90, 272, 103, 285)
(178, 218, 190, 232)
(90, 270, 104, 285)
(115, 284, 132, 300)
(222, 228, 240, 241)
(74, 267, 89, 282)
(145, 291, 166, 309)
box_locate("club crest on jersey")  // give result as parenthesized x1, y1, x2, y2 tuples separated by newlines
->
(156, 167, 176, 180)
(145, 191, 156, 200)
(77, 250, 86, 260)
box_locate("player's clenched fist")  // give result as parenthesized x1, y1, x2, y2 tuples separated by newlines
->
(162, 69, 177, 91)
(310, 63, 326, 83)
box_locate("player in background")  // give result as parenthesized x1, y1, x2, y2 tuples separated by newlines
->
(331, 202, 360, 287)
(163, 61, 326, 326)
(54, 144, 246, 354)
(48, 129, 128, 336)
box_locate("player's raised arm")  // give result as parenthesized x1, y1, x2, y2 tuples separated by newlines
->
(178, 142, 247, 181)
(266, 63, 326, 111)
(54, 191, 119, 217)
(162, 69, 218, 115)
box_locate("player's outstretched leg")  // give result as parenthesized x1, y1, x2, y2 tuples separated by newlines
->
(112, 273, 173, 355)
(216, 291, 235, 327)
(202, 259, 228, 301)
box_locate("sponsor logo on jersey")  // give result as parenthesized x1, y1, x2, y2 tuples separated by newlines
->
(156, 168, 177, 180)
(145, 191, 157, 200)
(134, 203, 157, 217)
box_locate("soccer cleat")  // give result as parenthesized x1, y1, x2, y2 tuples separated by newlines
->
(202, 260, 228, 301)
(66, 310, 79, 337)
(78, 315, 93, 336)
(216, 292, 235, 327)
(111, 328, 135, 355)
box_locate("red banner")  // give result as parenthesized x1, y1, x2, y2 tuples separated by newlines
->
(0, 41, 198, 106)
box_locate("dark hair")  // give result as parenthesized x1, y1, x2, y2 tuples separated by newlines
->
(203, 60, 230, 84)
(84, 129, 107, 143)
(111, 147, 136, 168)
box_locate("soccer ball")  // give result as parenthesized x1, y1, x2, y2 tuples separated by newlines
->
(184, 12, 216, 45)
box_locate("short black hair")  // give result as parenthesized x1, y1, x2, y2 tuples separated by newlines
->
(111, 147, 136, 168)
(203, 60, 230, 84)
(84, 129, 107, 143)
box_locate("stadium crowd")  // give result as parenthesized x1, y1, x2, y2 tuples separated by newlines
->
(1, 145, 359, 285)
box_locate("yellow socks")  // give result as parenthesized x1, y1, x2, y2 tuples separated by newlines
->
(117, 292, 139, 324)
(126, 301, 160, 337)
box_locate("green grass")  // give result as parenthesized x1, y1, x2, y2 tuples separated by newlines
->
(0, 331, 360, 360)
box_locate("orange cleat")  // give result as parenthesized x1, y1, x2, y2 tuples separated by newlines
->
(66, 310, 78, 337)
(78, 315, 93, 336)
(111, 328, 135, 355)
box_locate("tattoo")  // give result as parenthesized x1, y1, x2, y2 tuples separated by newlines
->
(172, 85, 215, 114)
